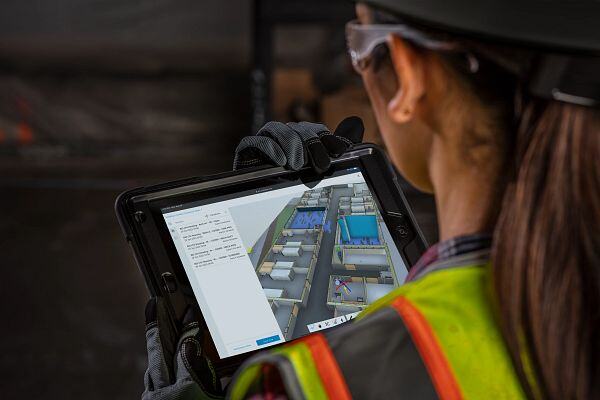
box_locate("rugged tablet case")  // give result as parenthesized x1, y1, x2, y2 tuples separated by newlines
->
(115, 144, 428, 372)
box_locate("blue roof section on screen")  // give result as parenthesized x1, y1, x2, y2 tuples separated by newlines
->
(289, 209, 325, 229)
(338, 215, 380, 244)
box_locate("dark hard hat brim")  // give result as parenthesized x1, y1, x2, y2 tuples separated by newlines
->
(363, 0, 600, 54)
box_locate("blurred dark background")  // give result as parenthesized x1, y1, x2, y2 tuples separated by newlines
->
(0, 1, 437, 398)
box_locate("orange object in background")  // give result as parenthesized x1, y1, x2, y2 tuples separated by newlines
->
(271, 67, 382, 145)
(17, 122, 34, 145)
(272, 68, 319, 120)
(321, 85, 381, 146)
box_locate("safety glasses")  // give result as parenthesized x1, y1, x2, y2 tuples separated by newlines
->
(345, 19, 458, 74)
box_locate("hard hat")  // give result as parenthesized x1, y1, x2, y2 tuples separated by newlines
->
(362, 0, 600, 106)
(362, 0, 600, 53)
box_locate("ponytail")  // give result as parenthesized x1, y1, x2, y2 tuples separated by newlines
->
(493, 100, 600, 399)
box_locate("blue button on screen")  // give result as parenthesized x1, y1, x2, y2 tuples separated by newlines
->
(256, 335, 281, 346)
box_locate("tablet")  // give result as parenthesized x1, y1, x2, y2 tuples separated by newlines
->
(116, 145, 427, 372)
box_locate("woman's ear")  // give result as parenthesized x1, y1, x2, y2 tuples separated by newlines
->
(387, 35, 426, 123)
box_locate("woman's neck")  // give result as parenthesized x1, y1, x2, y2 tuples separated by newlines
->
(429, 138, 503, 242)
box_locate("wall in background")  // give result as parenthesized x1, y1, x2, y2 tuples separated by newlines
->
(0, 0, 252, 72)
(0, 2, 437, 399)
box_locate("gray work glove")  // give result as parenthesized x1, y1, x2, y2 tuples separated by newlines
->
(142, 297, 223, 400)
(233, 116, 365, 173)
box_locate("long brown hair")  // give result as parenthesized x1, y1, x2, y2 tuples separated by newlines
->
(493, 98, 600, 399)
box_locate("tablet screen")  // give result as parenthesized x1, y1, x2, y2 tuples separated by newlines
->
(162, 167, 408, 359)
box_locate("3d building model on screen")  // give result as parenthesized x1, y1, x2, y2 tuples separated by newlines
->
(236, 182, 407, 341)
(328, 183, 401, 317)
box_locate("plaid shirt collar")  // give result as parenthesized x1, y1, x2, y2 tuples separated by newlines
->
(405, 233, 493, 283)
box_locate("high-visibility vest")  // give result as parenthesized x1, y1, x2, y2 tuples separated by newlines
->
(229, 262, 527, 399)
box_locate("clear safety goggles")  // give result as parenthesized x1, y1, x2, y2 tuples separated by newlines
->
(345, 19, 459, 73)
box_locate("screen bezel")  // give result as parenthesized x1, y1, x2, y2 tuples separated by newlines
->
(123, 145, 428, 373)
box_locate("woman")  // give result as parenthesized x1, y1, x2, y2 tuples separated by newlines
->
(141, 1, 599, 399)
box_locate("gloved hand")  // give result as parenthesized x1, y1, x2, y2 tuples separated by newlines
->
(233, 116, 365, 173)
(142, 297, 223, 400)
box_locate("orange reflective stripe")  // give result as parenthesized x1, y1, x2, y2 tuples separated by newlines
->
(391, 297, 463, 400)
(297, 333, 352, 400)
